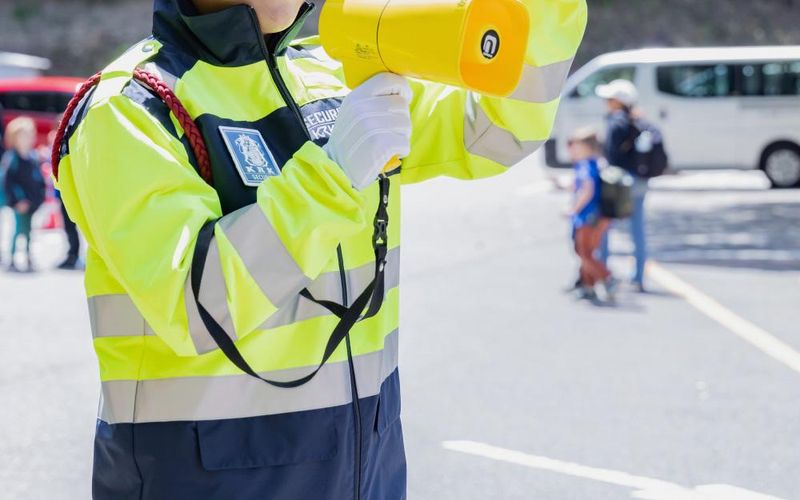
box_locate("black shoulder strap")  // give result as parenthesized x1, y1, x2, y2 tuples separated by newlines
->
(619, 119, 642, 155)
(191, 176, 391, 388)
(303, 176, 390, 320)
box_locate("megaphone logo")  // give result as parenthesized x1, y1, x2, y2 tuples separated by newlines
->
(481, 30, 500, 60)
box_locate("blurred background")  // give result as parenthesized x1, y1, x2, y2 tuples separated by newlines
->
(0, 1, 798, 499)
(1, 0, 799, 75)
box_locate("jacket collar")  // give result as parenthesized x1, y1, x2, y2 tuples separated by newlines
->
(152, 0, 314, 66)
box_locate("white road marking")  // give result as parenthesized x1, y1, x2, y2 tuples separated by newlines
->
(443, 440, 784, 500)
(648, 262, 800, 376)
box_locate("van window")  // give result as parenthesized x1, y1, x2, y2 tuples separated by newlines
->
(571, 66, 636, 98)
(0, 91, 72, 114)
(739, 62, 800, 96)
(657, 64, 733, 97)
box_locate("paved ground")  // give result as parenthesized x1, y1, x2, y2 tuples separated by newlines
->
(0, 156, 798, 499)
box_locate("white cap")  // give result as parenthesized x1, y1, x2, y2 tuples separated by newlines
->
(596, 79, 639, 107)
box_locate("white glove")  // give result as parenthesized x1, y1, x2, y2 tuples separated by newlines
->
(324, 73, 412, 190)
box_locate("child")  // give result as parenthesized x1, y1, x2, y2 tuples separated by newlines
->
(0, 140, 6, 265)
(567, 128, 616, 301)
(3, 117, 45, 272)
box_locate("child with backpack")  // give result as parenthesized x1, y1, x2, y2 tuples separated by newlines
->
(3, 117, 46, 272)
(567, 128, 618, 301)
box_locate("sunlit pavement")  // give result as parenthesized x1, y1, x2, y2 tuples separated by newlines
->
(0, 158, 798, 499)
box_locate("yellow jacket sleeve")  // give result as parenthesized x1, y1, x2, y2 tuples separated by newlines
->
(400, 0, 587, 184)
(58, 93, 369, 357)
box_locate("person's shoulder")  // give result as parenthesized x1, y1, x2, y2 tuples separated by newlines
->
(581, 157, 602, 173)
(89, 38, 164, 109)
(608, 110, 630, 125)
(575, 159, 593, 174)
(61, 38, 175, 155)
(1, 150, 18, 169)
(588, 158, 602, 175)
(287, 35, 347, 84)
(288, 36, 327, 60)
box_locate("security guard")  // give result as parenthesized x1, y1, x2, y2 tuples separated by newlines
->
(55, 0, 586, 498)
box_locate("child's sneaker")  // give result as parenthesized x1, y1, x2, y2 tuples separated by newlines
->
(603, 276, 619, 303)
(576, 286, 597, 301)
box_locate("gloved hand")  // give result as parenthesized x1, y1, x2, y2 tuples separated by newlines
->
(324, 73, 412, 190)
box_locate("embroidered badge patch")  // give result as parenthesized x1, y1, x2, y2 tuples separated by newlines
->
(219, 126, 280, 187)
(303, 105, 340, 142)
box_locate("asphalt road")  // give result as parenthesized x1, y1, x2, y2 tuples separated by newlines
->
(0, 156, 798, 499)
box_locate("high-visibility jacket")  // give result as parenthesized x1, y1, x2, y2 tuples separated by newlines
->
(56, 1, 586, 499)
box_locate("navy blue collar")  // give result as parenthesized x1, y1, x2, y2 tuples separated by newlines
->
(152, 0, 314, 66)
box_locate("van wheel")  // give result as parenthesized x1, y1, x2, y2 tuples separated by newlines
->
(761, 143, 800, 188)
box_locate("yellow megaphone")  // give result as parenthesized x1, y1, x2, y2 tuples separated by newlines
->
(319, 0, 531, 98)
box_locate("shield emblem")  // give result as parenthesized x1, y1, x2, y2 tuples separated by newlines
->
(219, 126, 280, 187)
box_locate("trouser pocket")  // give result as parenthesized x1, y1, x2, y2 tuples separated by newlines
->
(197, 410, 339, 470)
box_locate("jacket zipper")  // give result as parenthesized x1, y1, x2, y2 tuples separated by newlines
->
(254, 8, 309, 139)
(249, 9, 363, 500)
(339, 246, 363, 500)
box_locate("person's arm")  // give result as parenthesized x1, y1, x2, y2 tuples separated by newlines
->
(400, 0, 587, 184)
(570, 178, 595, 216)
(604, 118, 629, 167)
(3, 154, 22, 208)
(58, 94, 370, 357)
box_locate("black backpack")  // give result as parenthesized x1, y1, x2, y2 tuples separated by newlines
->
(599, 165, 634, 219)
(632, 121, 669, 179)
(618, 116, 669, 179)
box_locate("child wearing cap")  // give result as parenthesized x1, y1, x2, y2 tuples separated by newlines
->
(567, 128, 617, 301)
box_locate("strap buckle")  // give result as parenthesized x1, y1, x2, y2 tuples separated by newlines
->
(373, 217, 388, 248)
(373, 176, 390, 249)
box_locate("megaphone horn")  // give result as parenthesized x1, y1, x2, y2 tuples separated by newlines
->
(319, 0, 530, 98)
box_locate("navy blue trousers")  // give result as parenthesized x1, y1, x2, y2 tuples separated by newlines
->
(93, 371, 406, 500)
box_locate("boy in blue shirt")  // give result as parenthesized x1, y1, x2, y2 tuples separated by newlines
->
(567, 129, 616, 301)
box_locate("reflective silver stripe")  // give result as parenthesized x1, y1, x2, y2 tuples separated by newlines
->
(99, 329, 399, 424)
(89, 294, 153, 338)
(510, 59, 574, 104)
(142, 61, 178, 91)
(260, 246, 401, 330)
(193, 237, 238, 352)
(91, 247, 401, 339)
(98, 379, 137, 424)
(464, 100, 544, 167)
(219, 204, 311, 309)
(346, 246, 400, 298)
(186, 205, 310, 353)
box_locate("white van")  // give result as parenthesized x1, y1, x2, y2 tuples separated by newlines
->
(0, 52, 50, 79)
(547, 46, 800, 188)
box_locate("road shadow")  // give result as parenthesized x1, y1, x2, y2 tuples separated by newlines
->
(642, 199, 800, 271)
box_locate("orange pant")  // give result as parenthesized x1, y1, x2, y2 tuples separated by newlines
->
(575, 219, 611, 287)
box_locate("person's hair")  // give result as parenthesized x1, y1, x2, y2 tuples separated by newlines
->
(567, 127, 601, 153)
(5, 116, 37, 150)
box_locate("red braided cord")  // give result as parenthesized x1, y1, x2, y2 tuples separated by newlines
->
(131, 69, 213, 184)
(51, 69, 213, 185)
(51, 72, 101, 181)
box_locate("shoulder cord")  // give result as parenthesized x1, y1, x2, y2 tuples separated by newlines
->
(52, 70, 213, 185)
(52, 70, 389, 389)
